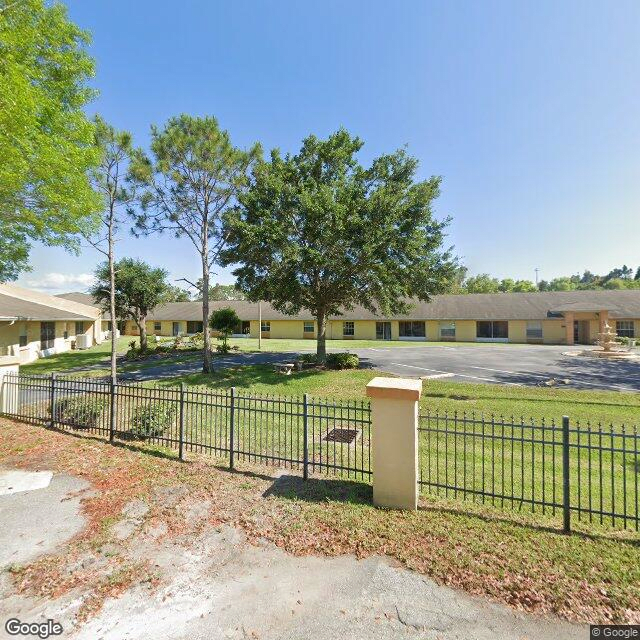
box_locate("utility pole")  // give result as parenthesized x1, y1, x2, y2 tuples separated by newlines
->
(258, 301, 262, 350)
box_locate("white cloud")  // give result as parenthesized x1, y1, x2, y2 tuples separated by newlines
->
(24, 272, 96, 292)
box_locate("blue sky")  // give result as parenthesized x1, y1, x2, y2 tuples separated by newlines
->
(20, 0, 640, 293)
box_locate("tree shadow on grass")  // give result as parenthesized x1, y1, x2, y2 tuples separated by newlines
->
(262, 473, 372, 505)
(168, 363, 339, 391)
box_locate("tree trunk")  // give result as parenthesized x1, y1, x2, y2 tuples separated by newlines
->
(201, 253, 212, 373)
(316, 309, 327, 362)
(108, 210, 117, 385)
(137, 314, 148, 351)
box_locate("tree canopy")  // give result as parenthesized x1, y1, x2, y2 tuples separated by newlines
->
(222, 128, 457, 359)
(209, 307, 240, 353)
(128, 114, 260, 371)
(91, 258, 169, 351)
(0, 0, 101, 281)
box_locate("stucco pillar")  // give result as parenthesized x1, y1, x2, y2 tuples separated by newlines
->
(366, 376, 422, 510)
(599, 310, 609, 334)
(564, 312, 574, 345)
(0, 356, 20, 415)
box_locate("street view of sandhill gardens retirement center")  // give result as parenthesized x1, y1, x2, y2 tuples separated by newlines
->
(2, 2, 640, 640)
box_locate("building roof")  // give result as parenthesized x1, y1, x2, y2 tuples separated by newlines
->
(0, 284, 101, 321)
(53, 289, 640, 323)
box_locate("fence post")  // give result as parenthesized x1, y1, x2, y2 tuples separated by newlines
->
(49, 373, 56, 428)
(109, 378, 116, 443)
(366, 377, 422, 510)
(0, 357, 20, 415)
(178, 383, 185, 461)
(303, 393, 309, 480)
(229, 386, 236, 470)
(562, 415, 571, 533)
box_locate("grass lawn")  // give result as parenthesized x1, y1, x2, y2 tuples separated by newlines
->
(1, 416, 637, 625)
(21, 336, 139, 375)
(157, 364, 640, 425)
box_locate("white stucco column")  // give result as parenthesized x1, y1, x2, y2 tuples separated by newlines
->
(366, 376, 422, 510)
(0, 356, 20, 415)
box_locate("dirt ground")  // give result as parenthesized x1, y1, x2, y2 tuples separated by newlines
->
(1, 418, 632, 638)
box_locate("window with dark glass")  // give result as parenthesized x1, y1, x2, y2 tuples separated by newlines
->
(303, 322, 314, 333)
(261, 321, 270, 332)
(75, 321, 84, 335)
(186, 321, 203, 334)
(439, 322, 456, 338)
(343, 321, 354, 336)
(154, 322, 161, 331)
(476, 321, 508, 339)
(399, 321, 425, 337)
(616, 321, 635, 338)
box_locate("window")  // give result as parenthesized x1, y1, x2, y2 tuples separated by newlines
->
(526, 321, 543, 339)
(75, 321, 84, 335)
(343, 321, 354, 336)
(154, 322, 161, 331)
(616, 321, 635, 338)
(476, 321, 508, 339)
(19, 324, 27, 348)
(303, 322, 314, 333)
(186, 321, 203, 334)
(399, 321, 425, 338)
(40, 322, 55, 350)
(261, 321, 271, 332)
(439, 322, 456, 339)
(376, 322, 391, 340)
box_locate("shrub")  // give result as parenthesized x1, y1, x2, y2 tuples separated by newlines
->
(128, 403, 176, 440)
(215, 342, 230, 354)
(54, 396, 107, 429)
(326, 352, 359, 370)
(188, 332, 204, 348)
(171, 336, 185, 350)
(299, 353, 318, 364)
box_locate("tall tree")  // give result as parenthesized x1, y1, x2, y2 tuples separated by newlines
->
(129, 115, 260, 372)
(91, 258, 169, 351)
(464, 274, 501, 293)
(85, 116, 134, 384)
(192, 280, 247, 301)
(222, 129, 456, 361)
(162, 285, 192, 302)
(0, 0, 101, 281)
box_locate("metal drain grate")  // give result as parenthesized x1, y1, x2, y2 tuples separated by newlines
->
(323, 428, 360, 444)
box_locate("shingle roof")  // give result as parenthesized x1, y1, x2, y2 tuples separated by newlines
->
(0, 284, 100, 321)
(52, 289, 640, 322)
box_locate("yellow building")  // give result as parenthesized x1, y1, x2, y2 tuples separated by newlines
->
(78, 290, 640, 346)
(0, 284, 104, 364)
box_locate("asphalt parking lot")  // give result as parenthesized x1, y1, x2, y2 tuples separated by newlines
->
(121, 344, 640, 392)
(353, 344, 640, 392)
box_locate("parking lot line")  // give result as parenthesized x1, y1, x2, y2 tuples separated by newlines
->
(467, 366, 632, 392)
(390, 362, 521, 386)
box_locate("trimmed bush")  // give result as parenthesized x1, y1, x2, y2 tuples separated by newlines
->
(326, 352, 359, 370)
(54, 396, 107, 429)
(128, 403, 176, 440)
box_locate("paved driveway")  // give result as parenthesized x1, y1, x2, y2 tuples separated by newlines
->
(0, 468, 586, 640)
(354, 344, 640, 392)
(121, 344, 640, 392)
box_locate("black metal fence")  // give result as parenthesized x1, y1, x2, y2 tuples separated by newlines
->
(1, 373, 371, 481)
(419, 411, 639, 532)
(1, 373, 638, 533)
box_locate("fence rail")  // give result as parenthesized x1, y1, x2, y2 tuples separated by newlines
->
(1, 373, 371, 481)
(1, 373, 638, 532)
(419, 410, 639, 531)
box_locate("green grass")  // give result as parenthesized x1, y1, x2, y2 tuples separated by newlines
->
(156, 364, 640, 424)
(21, 337, 139, 375)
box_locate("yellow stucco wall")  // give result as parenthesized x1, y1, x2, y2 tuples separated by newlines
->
(508, 321, 527, 343)
(0, 319, 100, 362)
(454, 320, 476, 342)
(117, 314, 640, 345)
(542, 320, 566, 344)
